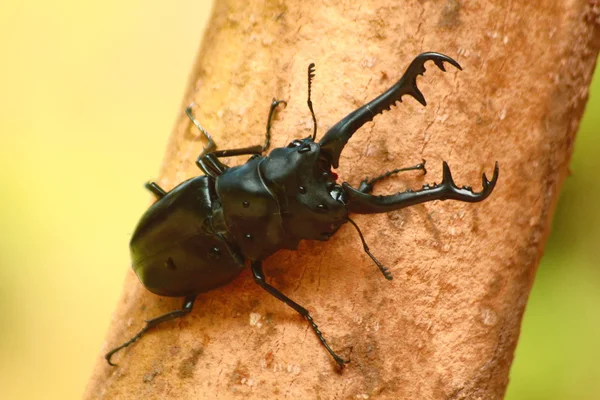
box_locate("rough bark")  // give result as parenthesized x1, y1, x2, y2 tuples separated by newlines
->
(86, 1, 600, 399)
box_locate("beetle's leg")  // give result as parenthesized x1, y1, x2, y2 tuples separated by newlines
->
(145, 182, 167, 199)
(347, 217, 392, 280)
(307, 63, 317, 140)
(105, 295, 196, 366)
(191, 100, 285, 177)
(262, 98, 287, 152)
(251, 261, 349, 368)
(209, 99, 287, 157)
(188, 100, 286, 161)
(358, 159, 427, 193)
(344, 161, 499, 214)
(196, 153, 229, 179)
(187, 105, 217, 156)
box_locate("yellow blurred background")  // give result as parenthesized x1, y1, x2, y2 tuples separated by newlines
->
(0, 1, 597, 399)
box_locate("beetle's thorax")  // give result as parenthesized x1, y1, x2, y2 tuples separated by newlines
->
(214, 138, 348, 261)
(260, 138, 348, 241)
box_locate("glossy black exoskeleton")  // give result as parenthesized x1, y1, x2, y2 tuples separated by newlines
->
(106, 52, 499, 367)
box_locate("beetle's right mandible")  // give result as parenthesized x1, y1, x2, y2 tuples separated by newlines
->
(318, 52, 462, 168)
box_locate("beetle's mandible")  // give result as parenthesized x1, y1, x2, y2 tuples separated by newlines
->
(106, 52, 499, 368)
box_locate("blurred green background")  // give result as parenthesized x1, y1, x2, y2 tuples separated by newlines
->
(0, 1, 597, 399)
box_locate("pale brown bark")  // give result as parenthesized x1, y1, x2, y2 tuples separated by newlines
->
(86, 1, 600, 399)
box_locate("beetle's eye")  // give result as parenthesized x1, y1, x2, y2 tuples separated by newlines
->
(287, 140, 303, 148)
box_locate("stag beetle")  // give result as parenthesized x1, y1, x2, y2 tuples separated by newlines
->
(106, 52, 499, 367)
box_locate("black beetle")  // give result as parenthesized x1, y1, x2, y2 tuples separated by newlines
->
(106, 52, 499, 367)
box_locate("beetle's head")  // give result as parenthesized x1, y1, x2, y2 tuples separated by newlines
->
(260, 137, 348, 241)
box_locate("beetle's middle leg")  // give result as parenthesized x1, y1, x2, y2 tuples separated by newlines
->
(105, 295, 196, 366)
(358, 159, 427, 193)
(145, 182, 167, 199)
(251, 261, 349, 368)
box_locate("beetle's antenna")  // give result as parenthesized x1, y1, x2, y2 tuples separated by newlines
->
(347, 217, 392, 280)
(307, 63, 318, 140)
(186, 103, 217, 157)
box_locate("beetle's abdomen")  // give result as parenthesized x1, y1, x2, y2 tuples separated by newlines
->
(132, 232, 243, 297)
(130, 176, 245, 297)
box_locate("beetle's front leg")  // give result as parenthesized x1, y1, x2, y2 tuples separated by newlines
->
(202, 99, 287, 158)
(358, 159, 427, 193)
(187, 99, 286, 161)
(251, 261, 349, 368)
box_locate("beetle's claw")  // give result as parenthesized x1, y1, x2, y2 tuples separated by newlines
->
(334, 356, 350, 368)
(382, 267, 393, 281)
(105, 352, 117, 367)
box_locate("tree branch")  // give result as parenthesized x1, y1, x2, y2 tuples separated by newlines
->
(86, 1, 600, 398)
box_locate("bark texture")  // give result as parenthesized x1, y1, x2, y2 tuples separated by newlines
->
(86, 1, 600, 399)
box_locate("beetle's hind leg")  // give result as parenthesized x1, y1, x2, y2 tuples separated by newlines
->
(105, 295, 196, 366)
(251, 261, 349, 368)
(358, 159, 427, 193)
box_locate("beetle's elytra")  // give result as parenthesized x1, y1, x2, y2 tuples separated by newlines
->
(106, 52, 499, 367)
